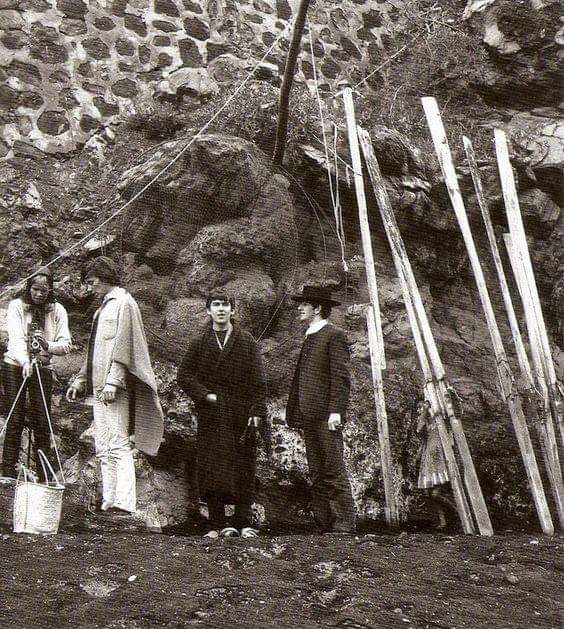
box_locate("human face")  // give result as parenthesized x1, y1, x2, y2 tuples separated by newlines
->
(85, 275, 111, 298)
(29, 276, 50, 305)
(207, 299, 233, 330)
(297, 301, 319, 324)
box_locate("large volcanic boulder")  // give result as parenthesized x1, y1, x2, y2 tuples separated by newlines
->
(117, 134, 297, 353)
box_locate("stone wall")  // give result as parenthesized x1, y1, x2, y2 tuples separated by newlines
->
(0, 0, 402, 157)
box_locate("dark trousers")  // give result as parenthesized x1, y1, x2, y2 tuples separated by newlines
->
(205, 434, 256, 531)
(2, 361, 53, 481)
(207, 498, 253, 531)
(302, 416, 356, 533)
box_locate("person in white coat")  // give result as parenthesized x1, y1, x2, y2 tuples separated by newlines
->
(66, 257, 163, 517)
(2, 268, 72, 481)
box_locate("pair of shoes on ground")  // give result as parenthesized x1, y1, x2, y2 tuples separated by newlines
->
(203, 526, 259, 539)
(94, 505, 136, 519)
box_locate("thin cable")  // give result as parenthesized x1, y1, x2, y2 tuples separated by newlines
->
(1, 19, 293, 300)
(332, 122, 348, 271)
(308, 27, 348, 272)
(0, 376, 29, 442)
(34, 360, 66, 484)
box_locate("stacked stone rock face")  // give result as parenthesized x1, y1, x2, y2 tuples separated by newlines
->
(0, 0, 401, 157)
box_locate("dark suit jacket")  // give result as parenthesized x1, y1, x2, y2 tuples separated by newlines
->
(286, 322, 351, 427)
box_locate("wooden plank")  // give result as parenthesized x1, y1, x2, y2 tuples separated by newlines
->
(463, 137, 534, 386)
(422, 97, 553, 535)
(366, 307, 400, 527)
(342, 87, 386, 370)
(466, 137, 564, 530)
(495, 129, 564, 455)
(357, 126, 478, 534)
(400, 268, 476, 534)
(504, 235, 564, 530)
(343, 87, 400, 527)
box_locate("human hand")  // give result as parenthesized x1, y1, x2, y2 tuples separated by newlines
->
(66, 380, 85, 402)
(328, 413, 342, 432)
(206, 393, 217, 404)
(248, 416, 261, 428)
(33, 332, 49, 351)
(98, 384, 117, 404)
(22, 362, 33, 379)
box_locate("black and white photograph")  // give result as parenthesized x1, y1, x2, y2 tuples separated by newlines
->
(0, 0, 562, 626)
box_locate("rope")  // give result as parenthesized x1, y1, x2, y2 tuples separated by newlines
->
(332, 122, 348, 269)
(1, 18, 294, 301)
(334, 32, 423, 98)
(308, 27, 348, 272)
(0, 376, 29, 442)
(34, 360, 66, 484)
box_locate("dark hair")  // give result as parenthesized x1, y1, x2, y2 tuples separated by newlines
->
(22, 269, 55, 305)
(82, 256, 120, 285)
(206, 291, 235, 310)
(306, 301, 332, 320)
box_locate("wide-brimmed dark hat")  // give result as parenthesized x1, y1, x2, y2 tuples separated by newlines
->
(290, 285, 341, 306)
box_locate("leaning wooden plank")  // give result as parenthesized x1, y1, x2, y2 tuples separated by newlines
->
(465, 137, 564, 530)
(495, 128, 564, 456)
(343, 87, 400, 526)
(366, 307, 400, 527)
(504, 234, 564, 530)
(463, 137, 534, 386)
(400, 267, 476, 535)
(342, 87, 386, 370)
(422, 97, 553, 535)
(357, 126, 479, 534)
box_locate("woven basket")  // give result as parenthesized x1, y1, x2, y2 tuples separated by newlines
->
(13, 450, 64, 535)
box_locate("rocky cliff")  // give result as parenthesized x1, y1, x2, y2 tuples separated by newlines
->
(0, 0, 562, 532)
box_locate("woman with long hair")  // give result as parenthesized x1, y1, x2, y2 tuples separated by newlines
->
(1, 268, 72, 481)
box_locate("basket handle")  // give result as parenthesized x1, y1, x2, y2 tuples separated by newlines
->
(16, 464, 35, 485)
(37, 449, 63, 487)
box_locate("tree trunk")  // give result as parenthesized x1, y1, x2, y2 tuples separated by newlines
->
(272, 0, 312, 166)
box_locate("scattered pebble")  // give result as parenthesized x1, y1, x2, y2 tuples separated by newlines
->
(505, 573, 520, 585)
(128, 575, 137, 582)
(80, 579, 119, 598)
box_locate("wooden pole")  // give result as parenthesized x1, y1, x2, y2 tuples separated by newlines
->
(422, 97, 554, 535)
(463, 137, 534, 386)
(465, 136, 563, 530)
(342, 88, 385, 368)
(366, 307, 400, 527)
(504, 234, 564, 529)
(343, 87, 399, 527)
(357, 126, 484, 535)
(399, 267, 476, 534)
(495, 129, 564, 454)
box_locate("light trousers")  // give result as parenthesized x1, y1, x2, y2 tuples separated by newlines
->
(92, 390, 136, 513)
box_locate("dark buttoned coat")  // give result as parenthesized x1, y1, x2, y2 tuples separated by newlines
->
(177, 323, 267, 503)
(286, 322, 350, 428)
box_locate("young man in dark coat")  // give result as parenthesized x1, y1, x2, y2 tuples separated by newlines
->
(286, 286, 356, 534)
(177, 291, 267, 538)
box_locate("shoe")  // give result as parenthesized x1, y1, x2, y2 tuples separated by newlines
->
(240, 527, 259, 538)
(219, 526, 240, 538)
(99, 507, 135, 519)
(0, 475, 16, 485)
(203, 529, 219, 539)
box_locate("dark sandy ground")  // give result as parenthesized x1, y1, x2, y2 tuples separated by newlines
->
(0, 505, 561, 629)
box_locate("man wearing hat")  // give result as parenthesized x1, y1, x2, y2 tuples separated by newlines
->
(286, 285, 356, 534)
(66, 256, 164, 517)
